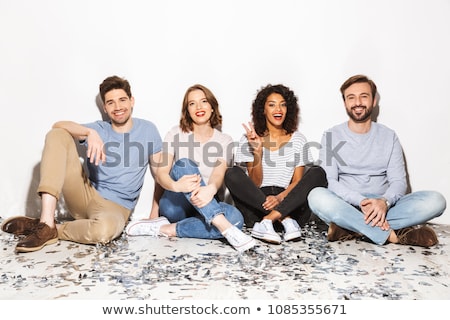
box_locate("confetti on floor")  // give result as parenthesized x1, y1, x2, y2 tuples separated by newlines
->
(1, 219, 449, 300)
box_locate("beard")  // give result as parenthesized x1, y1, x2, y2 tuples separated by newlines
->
(346, 105, 373, 123)
(111, 115, 130, 124)
(108, 108, 132, 127)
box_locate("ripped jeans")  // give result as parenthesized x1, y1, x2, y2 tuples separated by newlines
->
(159, 158, 244, 239)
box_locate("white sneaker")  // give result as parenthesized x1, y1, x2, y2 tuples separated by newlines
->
(282, 217, 301, 241)
(251, 219, 282, 244)
(222, 225, 256, 253)
(125, 217, 170, 236)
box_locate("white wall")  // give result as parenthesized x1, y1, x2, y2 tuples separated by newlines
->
(1, 0, 448, 224)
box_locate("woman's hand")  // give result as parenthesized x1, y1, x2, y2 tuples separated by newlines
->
(190, 184, 216, 208)
(262, 195, 282, 211)
(174, 174, 201, 193)
(243, 122, 262, 154)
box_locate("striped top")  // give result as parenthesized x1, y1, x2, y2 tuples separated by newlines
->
(234, 131, 313, 189)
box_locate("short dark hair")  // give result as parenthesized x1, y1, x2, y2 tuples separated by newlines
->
(340, 74, 377, 101)
(252, 84, 299, 136)
(99, 76, 132, 103)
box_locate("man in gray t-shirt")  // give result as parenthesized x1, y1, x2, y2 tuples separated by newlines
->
(308, 74, 446, 247)
(2, 76, 162, 253)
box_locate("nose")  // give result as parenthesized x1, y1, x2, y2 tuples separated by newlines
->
(111, 100, 122, 110)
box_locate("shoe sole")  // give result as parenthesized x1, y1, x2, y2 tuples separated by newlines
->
(15, 237, 58, 253)
(284, 231, 301, 242)
(235, 238, 257, 253)
(125, 217, 169, 236)
(251, 231, 282, 244)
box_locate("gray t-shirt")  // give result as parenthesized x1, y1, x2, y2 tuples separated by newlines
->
(319, 121, 407, 206)
(82, 118, 162, 210)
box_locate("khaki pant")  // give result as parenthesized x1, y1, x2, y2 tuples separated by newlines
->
(37, 128, 131, 244)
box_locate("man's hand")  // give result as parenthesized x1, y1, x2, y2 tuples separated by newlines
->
(86, 129, 106, 166)
(360, 198, 390, 230)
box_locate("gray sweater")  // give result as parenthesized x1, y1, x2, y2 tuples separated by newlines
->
(319, 121, 407, 207)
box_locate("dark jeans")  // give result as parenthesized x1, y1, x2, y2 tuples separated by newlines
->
(224, 165, 327, 228)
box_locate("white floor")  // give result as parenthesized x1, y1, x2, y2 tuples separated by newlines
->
(0, 220, 449, 300)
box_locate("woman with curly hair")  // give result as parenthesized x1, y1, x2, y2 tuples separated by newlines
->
(225, 84, 327, 244)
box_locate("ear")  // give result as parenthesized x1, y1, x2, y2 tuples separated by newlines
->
(372, 95, 378, 107)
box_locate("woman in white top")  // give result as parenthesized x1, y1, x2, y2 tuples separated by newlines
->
(225, 84, 327, 244)
(126, 84, 255, 253)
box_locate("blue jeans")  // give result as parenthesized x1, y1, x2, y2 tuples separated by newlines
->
(159, 158, 244, 239)
(308, 187, 446, 245)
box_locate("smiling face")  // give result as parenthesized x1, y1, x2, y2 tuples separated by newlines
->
(264, 93, 287, 129)
(343, 82, 377, 123)
(187, 89, 213, 127)
(103, 88, 134, 129)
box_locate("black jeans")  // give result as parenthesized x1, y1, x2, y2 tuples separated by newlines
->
(224, 165, 327, 228)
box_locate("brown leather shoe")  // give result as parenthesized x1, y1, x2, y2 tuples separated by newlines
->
(1, 216, 39, 235)
(15, 222, 58, 253)
(327, 222, 362, 242)
(396, 226, 438, 247)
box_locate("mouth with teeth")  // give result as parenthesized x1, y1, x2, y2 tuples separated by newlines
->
(112, 109, 127, 119)
(351, 105, 366, 115)
(113, 110, 125, 116)
(109, 109, 130, 124)
(195, 111, 206, 117)
(348, 104, 373, 122)
(273, 112, 284, 121)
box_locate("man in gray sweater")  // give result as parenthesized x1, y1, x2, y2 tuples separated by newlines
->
(308, 74, 446, 247)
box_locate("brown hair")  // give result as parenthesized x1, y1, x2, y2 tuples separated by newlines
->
(340, 74, 377, 101)
(179, 84, 222, 132)
(99, 76, 132, 104)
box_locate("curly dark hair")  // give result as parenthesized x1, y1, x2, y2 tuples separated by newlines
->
(251, 84, 299, 136)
